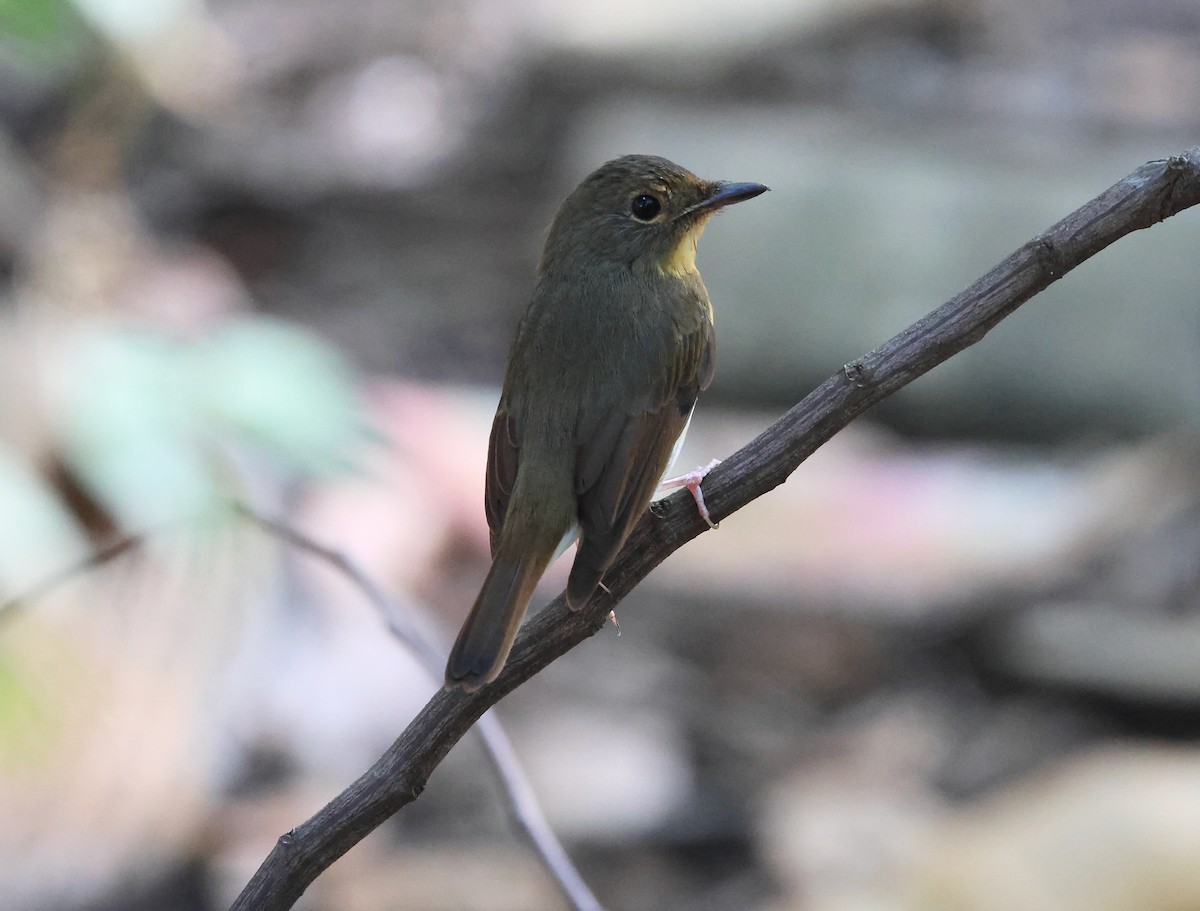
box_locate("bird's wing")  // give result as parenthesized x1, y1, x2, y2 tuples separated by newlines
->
(484, 403, 520, 558)
(567, 318, 715, 606)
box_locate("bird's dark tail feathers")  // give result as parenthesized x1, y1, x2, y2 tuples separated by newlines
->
(444, 539, 558, 691)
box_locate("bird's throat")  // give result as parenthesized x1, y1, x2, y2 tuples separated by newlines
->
(657, 219, 709, 277)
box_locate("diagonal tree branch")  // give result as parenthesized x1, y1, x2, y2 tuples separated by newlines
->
(229, 149, 1200, 911)
(236, 506, 604, 911)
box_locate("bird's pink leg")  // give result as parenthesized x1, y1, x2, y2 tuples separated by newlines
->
(659, 458, 721, 528)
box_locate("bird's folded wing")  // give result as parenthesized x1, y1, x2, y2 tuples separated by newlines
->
(484, 404, 519, 557)
(566, 320, 715, 605)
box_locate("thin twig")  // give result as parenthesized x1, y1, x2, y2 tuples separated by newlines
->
(228, 149, 1200, 911)
(236, 504, 604, 911)
(0, 533, 143, 624)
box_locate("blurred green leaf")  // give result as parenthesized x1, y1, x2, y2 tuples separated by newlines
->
(0, 0, 88, 63)
(63, 330, 215, 528)
(0, 444, 87, 593)
(0, 636, 55, 769)
(60, 319, 367, 530)
(191, 319, 366, 476)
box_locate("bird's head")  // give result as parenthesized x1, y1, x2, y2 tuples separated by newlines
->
(540, 154, 768, 278)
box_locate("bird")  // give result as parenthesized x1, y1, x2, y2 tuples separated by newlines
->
(445, 153, 767, 691)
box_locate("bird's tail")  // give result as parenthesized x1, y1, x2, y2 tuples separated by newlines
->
(445, 523, 563, 691)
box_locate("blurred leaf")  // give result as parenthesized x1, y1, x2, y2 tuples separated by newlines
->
(0, 629, 65, 770)
(60, 320, 367, 530)
(191, 319, 367, 476)
(72, 0, 180, 43)
(0, 0, 88, 63)
(63, 330, 217, 529)
(0, 444, 87, 593)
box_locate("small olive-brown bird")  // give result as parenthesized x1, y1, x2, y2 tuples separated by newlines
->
(445, 154, 767, 690)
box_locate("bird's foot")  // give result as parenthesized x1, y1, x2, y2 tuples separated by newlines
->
(660, 458, 721, 528)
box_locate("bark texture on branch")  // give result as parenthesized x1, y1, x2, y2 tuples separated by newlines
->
(230, 149, 1200, 911)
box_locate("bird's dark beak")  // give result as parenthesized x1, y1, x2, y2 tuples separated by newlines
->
(685, 181, 770, 217)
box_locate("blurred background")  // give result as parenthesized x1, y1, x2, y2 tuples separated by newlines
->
(2, 0, 1200, 908)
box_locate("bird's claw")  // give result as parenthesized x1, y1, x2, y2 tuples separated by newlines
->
(660, 458, 721, 528)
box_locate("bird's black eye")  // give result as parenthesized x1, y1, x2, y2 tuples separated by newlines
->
(630, 193, 662, 221)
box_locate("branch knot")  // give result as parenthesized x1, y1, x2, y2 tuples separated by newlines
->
(1033, 235, 1065, 278)
(842, 359, 870, 388)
